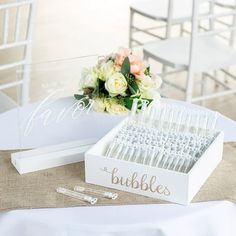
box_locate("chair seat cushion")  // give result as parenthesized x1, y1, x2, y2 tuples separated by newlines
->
(143, 36, 236, 72)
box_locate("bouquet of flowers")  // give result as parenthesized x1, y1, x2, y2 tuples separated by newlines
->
(74, 48, 162, 114)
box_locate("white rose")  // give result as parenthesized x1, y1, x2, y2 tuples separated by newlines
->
(151, 74, 162, 89)
(105, 101, 129, 115)
(105, 73, 128, 97)
(99, 60, 115, 81)
(136, 74, 162, 91)
(136, 74, 152, 92)
(80, 67, 98, 88)
(141, 89, 161, 100)
(92, 98, 106, 113)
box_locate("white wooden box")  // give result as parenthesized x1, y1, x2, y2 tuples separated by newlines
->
(11, 139, 97, 174)
(85, 119, 224, 205)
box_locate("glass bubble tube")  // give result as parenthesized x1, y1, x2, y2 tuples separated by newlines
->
(105, 100, 219, 174)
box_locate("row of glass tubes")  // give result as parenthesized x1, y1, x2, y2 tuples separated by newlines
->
(105, 100, 218, 173)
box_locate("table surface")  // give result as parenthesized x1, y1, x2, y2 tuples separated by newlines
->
(0, 97, 235, 236)
(0, 97, 236, 150)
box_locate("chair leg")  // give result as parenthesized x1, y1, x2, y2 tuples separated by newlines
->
(143, 52, 149, 64)
(163, 17, 172, 85)
(224, 68, 229, 84)
(224, 23, 235, 84)
(129, 9, 134, 49)
(214, 71, 219, 89)
(200, 73, 206, 106)
(180, 23, 184, 36)
(162, 65, 167, 84)
(185, 70, 194, 103)
(15, 66, 22, 105)
(21, 64, 31, 105)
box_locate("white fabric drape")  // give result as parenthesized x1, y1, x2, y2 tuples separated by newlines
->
(0, 201, 235, 236)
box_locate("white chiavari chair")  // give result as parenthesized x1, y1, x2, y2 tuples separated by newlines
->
(0, 0, 35, 112)
(143, 0, 236, 103)
(129, 0, 210, 48)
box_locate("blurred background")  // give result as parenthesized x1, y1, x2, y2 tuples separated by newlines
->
(0, 0, 235, 119)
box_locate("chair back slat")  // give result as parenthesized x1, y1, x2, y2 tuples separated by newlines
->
(3, 9, 9, 44)
(25, 3, 34, 45)
(0, 0, 35, 105)
(192, 0, 236, 38)
(0, 0, 34, 47)
(14, 6, 21, 42)
(199, 25, 236, 37)
(188, 0, 200, 76)
(209, 0, 215, 30)
(166, 0, 174, 38)
(0, 0, 33, 10)
(198, 10, 236, 21)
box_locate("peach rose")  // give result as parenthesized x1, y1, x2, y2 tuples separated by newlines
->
(115, 47, 131, 66)
(129, 54, 144, 75)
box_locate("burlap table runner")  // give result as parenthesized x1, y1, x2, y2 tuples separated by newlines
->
(0, 143, 235, 211)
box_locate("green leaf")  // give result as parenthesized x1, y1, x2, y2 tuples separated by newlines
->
(128, 79, 139, 95)
(123, 96, 141, 110)
(95, 79, 108, 96)
(126, 73, 135, 84)
(144, 66, 150, 76)
(74, 94, 87, 100)
(74, 94, 90, 106)
(123, 97, 134, 110)
(141, 98, 153, 108)
(81, 98, 90, 107)
(123, 97, 153, 110)
(92, 87, 99, 97)
(121, 57, 130, 76)
(128, 85, 136, 94)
